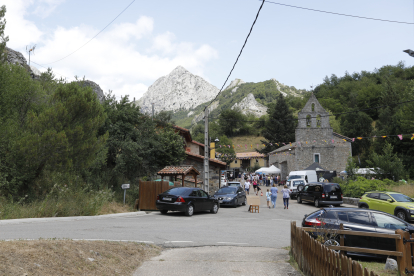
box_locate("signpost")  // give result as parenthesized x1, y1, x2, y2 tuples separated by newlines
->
(121, 184, 130, 205)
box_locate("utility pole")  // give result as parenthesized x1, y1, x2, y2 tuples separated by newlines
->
(26, 45, 36, 66)
(204, 107, 209, 193)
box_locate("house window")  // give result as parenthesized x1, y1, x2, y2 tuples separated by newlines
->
(314, 153, 320, 163)
(306, 115, 311, 127)
(256, 159, 259, 163)
(316, 114, 321, 128)
(235, 160, 237, 164)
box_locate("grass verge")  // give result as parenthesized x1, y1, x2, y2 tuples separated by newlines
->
(230, 136, 266, 153)
(0, 239, 161, 276)
(358, 260, 397, 276)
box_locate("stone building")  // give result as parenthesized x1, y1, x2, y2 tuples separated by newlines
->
(269, 94, 352, 180)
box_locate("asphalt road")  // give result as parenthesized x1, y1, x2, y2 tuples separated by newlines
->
(0, 192, 337, 249)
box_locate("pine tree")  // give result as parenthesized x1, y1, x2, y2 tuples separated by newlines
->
(258, 93, 296, 154)
(0, 5, 9, 63)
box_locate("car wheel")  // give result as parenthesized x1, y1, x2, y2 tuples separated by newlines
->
(396, 210, 407, 221)
(242, 197, 247, 206)
(359, 204, 368, 209)
(185, 205, 194, 216)
(210, 203, 218, 214)
(160, 210, 168, 215)
(314, 198, 320, 208)
(324, 239, 340, 254)
(297, 196, 302, 204)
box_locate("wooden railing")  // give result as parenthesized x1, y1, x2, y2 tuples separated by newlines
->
(290, 221, 414, 276)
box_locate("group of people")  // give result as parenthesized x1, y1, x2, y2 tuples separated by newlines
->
(265, 184, 291, 209)
(239, 173, 281, 187)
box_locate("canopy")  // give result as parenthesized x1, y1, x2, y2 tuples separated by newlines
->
(255, 165, 281, 174)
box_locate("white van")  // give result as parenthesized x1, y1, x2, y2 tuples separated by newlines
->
(287, 170, 317, 199)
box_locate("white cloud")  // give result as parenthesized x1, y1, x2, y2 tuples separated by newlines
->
(4, 0, 218, 101)
(32, 0, 65, 18)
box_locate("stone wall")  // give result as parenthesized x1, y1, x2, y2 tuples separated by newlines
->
(269, 149, 295, 180)
(181, 158, 223, 194)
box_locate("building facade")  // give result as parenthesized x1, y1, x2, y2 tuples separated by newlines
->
(269, 94, 352, 180)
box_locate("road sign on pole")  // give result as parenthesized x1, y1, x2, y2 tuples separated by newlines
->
(122, 184, 130, 205)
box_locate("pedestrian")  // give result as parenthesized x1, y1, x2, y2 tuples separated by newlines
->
(270, 184, 278, 208)
(282, 185, 292, 209)
(266, 189, 271, 208)
(253, 179, 258, 195)
(277, 175, 280, 186)
(245, 179, 251, 195)
(267, 175, 271, 186)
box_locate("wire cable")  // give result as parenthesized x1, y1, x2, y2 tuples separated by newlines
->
(30, 61, 72, 81)
(204, 0, 265, 111)
(263, 0, 414, 25)
(38, 0, 135, 65)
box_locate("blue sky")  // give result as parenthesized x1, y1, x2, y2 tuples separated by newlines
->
(4, 0, 414, 100)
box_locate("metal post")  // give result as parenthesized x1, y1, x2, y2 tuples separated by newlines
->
(204, 108, 209, 193)
(123, 189, 126, 205)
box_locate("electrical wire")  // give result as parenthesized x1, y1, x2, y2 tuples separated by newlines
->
(37, 0, 135, 66)
(204, 0, 265, 111)
(207, 98, 414, 122)
(30, 61, 71, 81)
(263, 0, 414, 25)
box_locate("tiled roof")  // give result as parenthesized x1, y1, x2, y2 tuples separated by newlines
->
(186, 151, 227, 166)
(157, 165, 200, 175)
(191, 140, 205, 147)
(236, 152, 266, 159)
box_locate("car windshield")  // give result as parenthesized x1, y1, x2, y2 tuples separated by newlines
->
(292, 180, 305, 186)
(390, 194, 414, 202)
(289, 175, 304, 180)
(163, 188, 189, 196)
(217, 187, 237, 194)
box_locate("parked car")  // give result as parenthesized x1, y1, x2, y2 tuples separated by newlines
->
(213, 186, 247, 207)
(359, 191, 414, 221)
(302, 207, 414, 259)
(156, 187, 219, 216)
(287, 170, 317, 187)
(296, 182, 343, 207)
(288, 179, 306, 199)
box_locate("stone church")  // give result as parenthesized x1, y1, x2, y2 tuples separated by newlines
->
(268, 94, 352, 180)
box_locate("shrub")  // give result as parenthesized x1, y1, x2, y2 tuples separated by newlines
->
(341, 177, 395, 198)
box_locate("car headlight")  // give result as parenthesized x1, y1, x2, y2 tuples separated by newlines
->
(408, 205, 414, 209)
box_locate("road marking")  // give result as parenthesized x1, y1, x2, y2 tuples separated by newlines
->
(167, 241, 194, 243)
(217, 242, 249, 245)
(2, 238, 155, 243)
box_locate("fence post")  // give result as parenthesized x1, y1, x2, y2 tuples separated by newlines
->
(404, 231, 412, 275)
(340, 223, 346, 256)
(396, 229, 407, 276)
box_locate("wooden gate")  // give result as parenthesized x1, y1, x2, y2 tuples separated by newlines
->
(138, 180, 180, 211)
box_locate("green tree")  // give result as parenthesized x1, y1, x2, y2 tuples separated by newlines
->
(215, 135, 236, 166)
(218, 108, 246, 137)
(0, 5, 9, 63)
(345, 155, 359, 180)
(259, 93, 296, 154)
(366, 142, 405, 181)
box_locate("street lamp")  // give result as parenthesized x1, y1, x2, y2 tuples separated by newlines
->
(210, 137, 219, 159)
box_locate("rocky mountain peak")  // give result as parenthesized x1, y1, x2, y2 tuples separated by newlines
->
(137, 66, 219, 114)
(231, 93, 267, 117)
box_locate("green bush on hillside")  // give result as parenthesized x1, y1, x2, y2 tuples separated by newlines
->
(340, 177, 397, 198)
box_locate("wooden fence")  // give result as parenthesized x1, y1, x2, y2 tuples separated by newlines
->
(290, 221, 414, 276)
(138, 180, 181, 211)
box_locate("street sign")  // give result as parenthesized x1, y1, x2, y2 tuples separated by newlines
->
(121, 184, 130, 189)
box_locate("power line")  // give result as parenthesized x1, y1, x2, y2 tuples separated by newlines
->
(208, 98, 414, 122)
(31, 61, 71, 81)
(204, 0, 265, 111)
(263, 0, 414, 25)
(38, 0, 135, 66)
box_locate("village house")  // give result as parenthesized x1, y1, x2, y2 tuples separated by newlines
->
(229, 152, 267, 176)
(269, 94, 352, 180)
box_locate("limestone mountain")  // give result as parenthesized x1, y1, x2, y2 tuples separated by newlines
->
(137, 66, 219, 114)
(231, 93, 267, 117)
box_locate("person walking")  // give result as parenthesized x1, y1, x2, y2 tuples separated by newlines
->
(270, 184, 278, 208)
(266, 189, 271, 209)
(252, 179, 258, 195)
(282, 185, 292, 209)
(244, 179, 251, 195)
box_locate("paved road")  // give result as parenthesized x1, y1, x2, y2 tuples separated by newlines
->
(0, 190, 344, 249)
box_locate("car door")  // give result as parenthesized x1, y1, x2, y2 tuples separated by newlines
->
(189, 190, 201, 211)
(303, 185, 314, 202)
(237, 187, 245, 204)
(367, 193, 381, 211)
(371, 212, 409, 252)
(313, 185, 322, 202)
(198, 190, 210, 211)
(337, 210, 377, 250)
(378, 193, 394, 215)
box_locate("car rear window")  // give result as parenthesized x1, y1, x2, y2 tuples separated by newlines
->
(323, 184, 341, 193)
(217, 187, 237, 194)
(292, 180, 305, 186)
(320, 210, 337, 219)
(163, 188, 189, 196)
(306, 210, 323, 219)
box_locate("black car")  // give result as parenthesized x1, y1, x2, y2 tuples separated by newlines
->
(156, 187, 219, 216)
(297, 182, 343, 207)
(302, 207, 414, 258)
(213, 186, 247, 207)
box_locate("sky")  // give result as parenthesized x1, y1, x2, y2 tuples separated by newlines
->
(3, 0, 414, 101)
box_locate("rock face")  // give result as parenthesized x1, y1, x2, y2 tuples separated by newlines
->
(137, 66, 219, 114)
(191, 100, 219, 125)
(225, 78, 245, 93)
(231, 93, 268, 117)
(76, 80, 105, 103)
(272, 78, 304, 97)
(5, 47, 38, 78)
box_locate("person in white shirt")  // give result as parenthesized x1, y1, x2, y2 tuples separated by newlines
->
(244, 180, 251, 195)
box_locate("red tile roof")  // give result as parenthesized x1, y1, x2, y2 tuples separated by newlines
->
(157, 165, 200, 175)
(186, 151, 227, 166)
